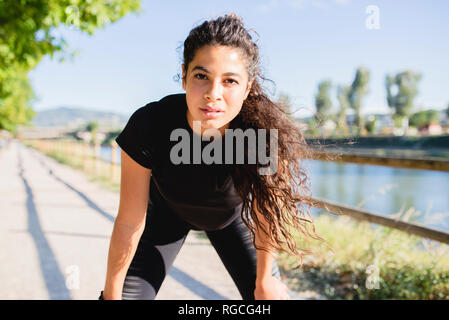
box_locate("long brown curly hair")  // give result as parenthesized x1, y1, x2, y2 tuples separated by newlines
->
(178, 13, 330, 264)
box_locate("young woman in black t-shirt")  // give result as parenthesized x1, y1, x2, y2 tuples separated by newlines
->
(101, 13, 324, 300)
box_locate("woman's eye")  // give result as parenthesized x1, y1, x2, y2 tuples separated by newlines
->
(193, 74, 237, 85)
(194, 73, 207, 80)
(225, 79, 238, 85)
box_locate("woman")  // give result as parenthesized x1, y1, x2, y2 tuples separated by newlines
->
(101, 13, 323, 300)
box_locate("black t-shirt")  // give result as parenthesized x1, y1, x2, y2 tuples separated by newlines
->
(115, 93, 244, 231)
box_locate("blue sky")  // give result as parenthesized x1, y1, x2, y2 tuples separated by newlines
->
(28, 0, 449, 118)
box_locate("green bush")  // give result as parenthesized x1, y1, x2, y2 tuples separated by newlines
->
(279, 214, 449, 299)
(409, 110, 440, 129)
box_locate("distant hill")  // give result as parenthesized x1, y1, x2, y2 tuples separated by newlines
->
(32, 107, 129, 129)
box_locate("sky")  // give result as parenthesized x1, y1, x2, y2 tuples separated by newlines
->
(28, 0, 449, 119)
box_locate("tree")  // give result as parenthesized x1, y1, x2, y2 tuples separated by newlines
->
(409, 110, 440, 129)
(86, 121, 99, 144)
(336, 84, 350, 136)
(305, 117, 320, 136)
(348, 66, 370, 136)
(0, 67, 36, 132)
(103, 129, 121, 145)
(277, 92, 294, 121)
(314, 80, 333, 124)
(428, 110, 440, 124)
(385, 70, 422, 135)
(0, 0, 141, 133)
(86, 121, 99, 132)
(365, 115, 377, 134)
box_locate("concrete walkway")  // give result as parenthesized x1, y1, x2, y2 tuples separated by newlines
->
(0, 140, 317, 300)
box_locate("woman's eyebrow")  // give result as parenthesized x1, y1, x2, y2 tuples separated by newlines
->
(192, 65, 241, 78)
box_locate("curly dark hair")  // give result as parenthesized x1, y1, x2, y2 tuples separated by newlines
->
(177, 13, 331, 265)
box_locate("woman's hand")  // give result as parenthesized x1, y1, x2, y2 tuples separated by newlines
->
(254, 275, 291, 300)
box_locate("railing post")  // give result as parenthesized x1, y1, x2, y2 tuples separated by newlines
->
(94, 141, 100, 175)
(83, 141, 88, 172)
(111, 141, 117, 184)
(66, 139, 72, 159)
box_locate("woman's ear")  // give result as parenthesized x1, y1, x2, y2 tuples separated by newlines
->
(244, 77, 255, 100)
(182, 64, 186, 90)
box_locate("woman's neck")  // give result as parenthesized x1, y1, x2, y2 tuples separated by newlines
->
(186, 110, 229, 139)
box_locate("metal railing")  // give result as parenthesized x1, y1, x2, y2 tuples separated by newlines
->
(312, 149, 449, 172)
(309, 149, 449, 244)
(311, 196, 449, 245)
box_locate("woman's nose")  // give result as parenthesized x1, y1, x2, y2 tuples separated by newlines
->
(204, 80, 223, 101)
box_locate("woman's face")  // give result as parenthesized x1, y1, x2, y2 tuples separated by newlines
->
(182, 45, 253, 137)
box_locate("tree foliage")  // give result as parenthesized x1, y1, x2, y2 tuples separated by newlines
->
(409, 109, 440, 129)
(277, 91, 294, 120)
(0, 66, 36, 131)
(385, 70, 422, 130)
(336, 84, 350, 135)
(85, 120, 99, 132)
(364, 115, 377, 134)
(0, 0, 141, 133)
(348, 66, 370, 135)
(314, 80, 333, 123)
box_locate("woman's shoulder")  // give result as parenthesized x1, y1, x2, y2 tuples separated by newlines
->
(158, 92, 186, 105)
(131, 92, 186, 123)
(115, 92, 187, 166)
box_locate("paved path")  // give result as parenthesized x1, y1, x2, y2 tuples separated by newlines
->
(0, 140, 317, 300)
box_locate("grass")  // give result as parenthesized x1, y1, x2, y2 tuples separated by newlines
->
(278, 212, 449, 299)
(25, 140, 121, 193)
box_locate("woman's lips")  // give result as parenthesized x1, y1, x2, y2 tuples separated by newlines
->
(200, 107, 224, 118)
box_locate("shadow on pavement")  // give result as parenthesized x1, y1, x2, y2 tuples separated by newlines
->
(17, 146, 72, 300)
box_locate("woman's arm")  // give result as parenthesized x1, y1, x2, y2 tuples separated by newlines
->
(102, 150, 151, 300)
(253, 204, 290, 300)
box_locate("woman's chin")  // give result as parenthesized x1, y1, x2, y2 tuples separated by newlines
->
(201, 122, 229, 136)
(200, 119, 223, 129)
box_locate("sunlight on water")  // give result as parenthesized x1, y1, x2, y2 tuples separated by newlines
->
(306, 159, 449, 232)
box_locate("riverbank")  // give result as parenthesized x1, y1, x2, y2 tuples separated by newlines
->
(279, 213, 449, 299)
(306, 134, 449, 159)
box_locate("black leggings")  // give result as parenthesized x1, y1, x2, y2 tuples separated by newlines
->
(121, 203, 280, 300)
